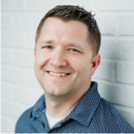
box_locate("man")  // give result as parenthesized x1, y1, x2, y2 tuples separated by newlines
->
(15, 5, 134, 133)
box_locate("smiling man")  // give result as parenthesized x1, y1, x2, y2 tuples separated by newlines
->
(15, 5, 134, 133)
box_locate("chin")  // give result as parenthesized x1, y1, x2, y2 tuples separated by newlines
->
(43, 87, 63, 96)
(45, 86, 69, 97)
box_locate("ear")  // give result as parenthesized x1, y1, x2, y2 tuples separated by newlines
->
(90, 54, 101, 76)
(34, 47, 36, 57)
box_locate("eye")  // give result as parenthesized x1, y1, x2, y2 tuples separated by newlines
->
(70, 48, 80, 53)
(43, 46, 52, 49)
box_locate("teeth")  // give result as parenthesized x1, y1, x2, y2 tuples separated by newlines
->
(48, 72, 68, 77)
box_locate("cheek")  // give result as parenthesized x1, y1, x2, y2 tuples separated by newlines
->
(70, 57, 87, 71)
(74, 57, 91, 75)
(34, 53, 49, 68)
(71, 57, 82, 68)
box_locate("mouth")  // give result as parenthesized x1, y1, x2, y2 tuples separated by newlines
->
(47, 71, 70, 77)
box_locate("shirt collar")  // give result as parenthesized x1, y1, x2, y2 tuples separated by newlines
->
(31, 81, 100, 127)
(69, 81, 101, 126)
(31, 94, 46, 118)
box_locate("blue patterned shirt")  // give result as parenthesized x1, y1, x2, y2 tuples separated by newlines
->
(15, 82, 134, 133)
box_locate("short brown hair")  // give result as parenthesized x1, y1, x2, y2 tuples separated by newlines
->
(35, 5, 101, 55)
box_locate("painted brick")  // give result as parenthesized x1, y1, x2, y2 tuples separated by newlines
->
(26, 0, 57, 11)
(1, 31, 25, 49)
(100, 39, 134, 60)
(1, 0, 26, 11)
(116, 63, 134, 84)
(1, 116, 13, 133)
(1, 82, 13, 100)
(23, 69, 41, 88)
(1, 81, 43, 105)
(1, 65, 24, 84)
(11, 118, 18, 133)
(98, 82, 134, 108)
(57, 0, 93, 10)
(96, 15, 116, 35)
(1, 13, 12, 30)
(11, 13, 25, 31)
(24, 32, 35, 50)
(12, 13, 45, 31)
(95, 0, 134, 11)
(99, 39, 122, 59)
(0, 64, 2, 80)
(1, 99, 29, 119)
(13, 50, 34, 68)
(0, 131, 7, 134)
(1, 47, 13, 64)
(118, 16, 134, 35)
(93, 61, 115, 82)
(11, 84, 43, 105)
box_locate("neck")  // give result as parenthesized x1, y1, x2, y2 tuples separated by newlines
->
(45, 94, 81, 119)
(45, 82, 91, 119)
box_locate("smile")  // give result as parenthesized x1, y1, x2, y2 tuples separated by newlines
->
(47, 71, 70, 77)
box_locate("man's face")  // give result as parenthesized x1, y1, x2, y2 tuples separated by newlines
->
(34, 17, 100, 99)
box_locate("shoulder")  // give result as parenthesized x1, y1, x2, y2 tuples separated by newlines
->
(96, 98, 134, 133)
(15, 107, 33, 133)
(15, 94, 46, 133)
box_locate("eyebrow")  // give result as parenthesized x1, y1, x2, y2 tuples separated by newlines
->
(67, 43, 84, 50)
(39, 39, 85, 50)
(40, 40, 53, 44)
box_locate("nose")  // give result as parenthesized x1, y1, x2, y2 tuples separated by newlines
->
(50, 47, 67, 67)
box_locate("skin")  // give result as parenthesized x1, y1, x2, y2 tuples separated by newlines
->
(34, 17, 100, 118)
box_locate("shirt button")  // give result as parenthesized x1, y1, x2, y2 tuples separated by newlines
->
(42, 123, 45, 128)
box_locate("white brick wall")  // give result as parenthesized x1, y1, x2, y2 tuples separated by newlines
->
(1, 0, 134, 133)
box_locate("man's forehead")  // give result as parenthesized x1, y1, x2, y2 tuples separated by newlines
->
(42, 17, 88, 30)
(40, 17, 89, 40)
